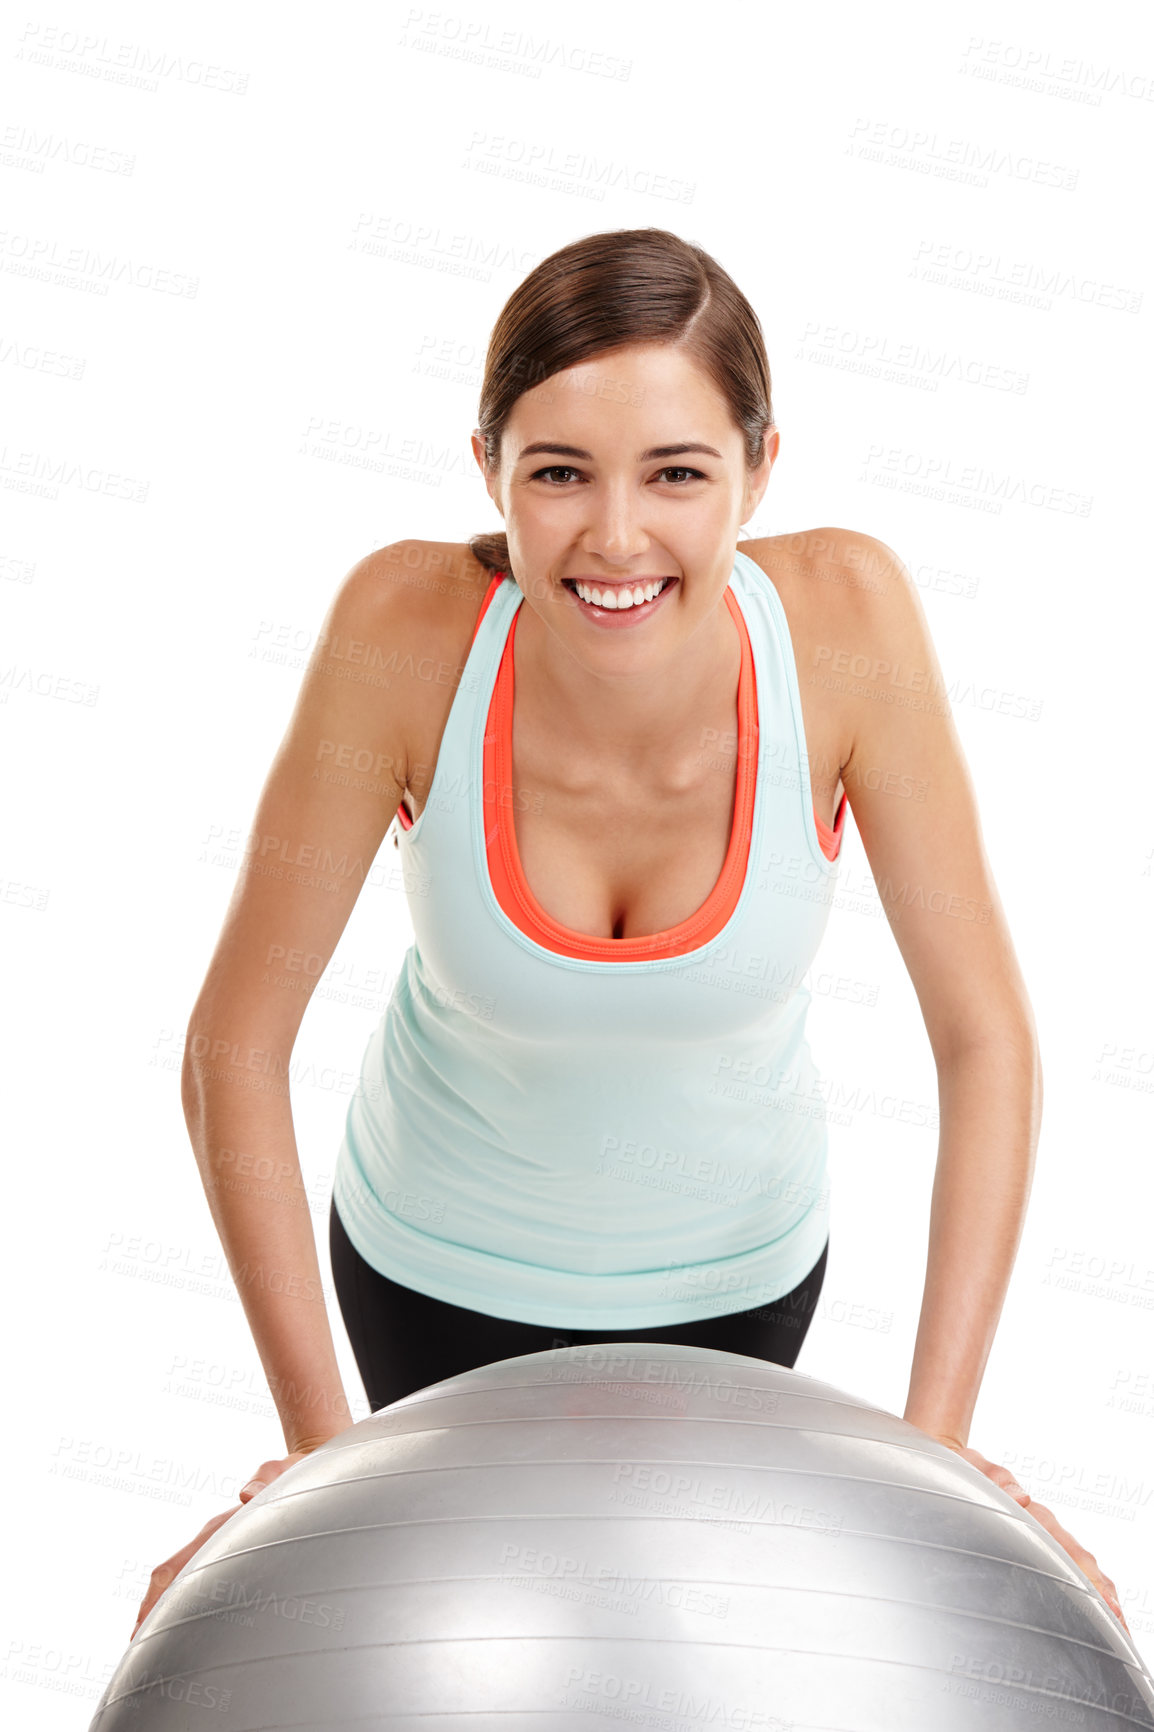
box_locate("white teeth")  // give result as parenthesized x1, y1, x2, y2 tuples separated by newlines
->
(573, 578, 667, 609)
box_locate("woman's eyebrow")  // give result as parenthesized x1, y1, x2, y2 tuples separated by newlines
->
(516, 440, 724, 462)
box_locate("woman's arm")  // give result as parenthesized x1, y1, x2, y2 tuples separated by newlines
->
(905, 1036, 1040, 1444)
(181, 544, 422, 1452)
(182, 1060, 354, 1453)
(825, 531, 1041, 1441)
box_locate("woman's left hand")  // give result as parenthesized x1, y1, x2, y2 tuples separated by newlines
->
(932, 1436, 1130, 1635)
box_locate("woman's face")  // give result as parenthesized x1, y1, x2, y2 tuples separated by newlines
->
(472, 342, 778, 658)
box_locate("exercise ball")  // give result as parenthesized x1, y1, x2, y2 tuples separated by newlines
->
(92, 1343, 1154, 1730)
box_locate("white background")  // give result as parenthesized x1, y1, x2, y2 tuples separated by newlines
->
(2, 0, 1152, 1717)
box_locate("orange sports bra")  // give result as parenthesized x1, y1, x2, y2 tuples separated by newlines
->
(394, 573, 847, 960)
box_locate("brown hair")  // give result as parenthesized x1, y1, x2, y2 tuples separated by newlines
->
(468, 228, 774, 580)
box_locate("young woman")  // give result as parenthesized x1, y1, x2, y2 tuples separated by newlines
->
(133, 228, 1126, 1636)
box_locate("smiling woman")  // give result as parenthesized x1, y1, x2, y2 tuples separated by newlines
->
(135, 227, 1126, 1642)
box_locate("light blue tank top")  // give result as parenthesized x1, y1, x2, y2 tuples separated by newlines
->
(332, 548, 844, 1327)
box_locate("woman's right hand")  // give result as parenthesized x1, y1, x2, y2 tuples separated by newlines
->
(130, 1448, 318, 1641)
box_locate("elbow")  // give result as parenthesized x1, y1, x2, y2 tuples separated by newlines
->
(181, 1044, 205, 1132)
(181, 1006, 214, 1128)
(933, 1020, 1041, 1082)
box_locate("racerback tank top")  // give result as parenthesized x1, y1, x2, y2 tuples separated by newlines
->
(332, 547, 848, 1327)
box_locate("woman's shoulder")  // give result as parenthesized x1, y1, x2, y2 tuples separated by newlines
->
(739, 526, 918, 654)
(740, 526, 905, 604)
(331, 543, 497, 818)
(345, 539, 496, 656)
(355, 538, 494, 613)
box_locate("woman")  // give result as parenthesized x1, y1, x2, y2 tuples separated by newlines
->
(134, 227, 1126, 1637)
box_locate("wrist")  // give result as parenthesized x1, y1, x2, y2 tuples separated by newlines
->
(283, 1396, 357, 1455)
(903, 1407, 969, 1447)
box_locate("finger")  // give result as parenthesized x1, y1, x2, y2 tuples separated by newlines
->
(133, 1521, 232, 1630)
(983, 1464, 1031, 1503)
(1020, 1501, 1128, 1623)
(1085, 1570, 1128, 1628)
(131, 1507, 243, 1636)
(1022, 1498, 1095, 1564)
(1022, 1498, 1096, 1564)
(969, 1455, 1031, 1506)
(940, 1443, 1030, 1506)
(239, 1458, 282, 1500)
(239, 1451, 308, 1501)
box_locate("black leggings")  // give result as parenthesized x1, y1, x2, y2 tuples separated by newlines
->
(329, 1195, 829, 1412)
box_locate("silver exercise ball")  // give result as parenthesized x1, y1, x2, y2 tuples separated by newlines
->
(92, 1342, 1154, 1730)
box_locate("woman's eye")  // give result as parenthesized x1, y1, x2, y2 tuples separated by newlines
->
(530, 464, 705, 486)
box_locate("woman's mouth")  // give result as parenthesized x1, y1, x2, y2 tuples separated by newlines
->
(561, 575, 678, 622)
